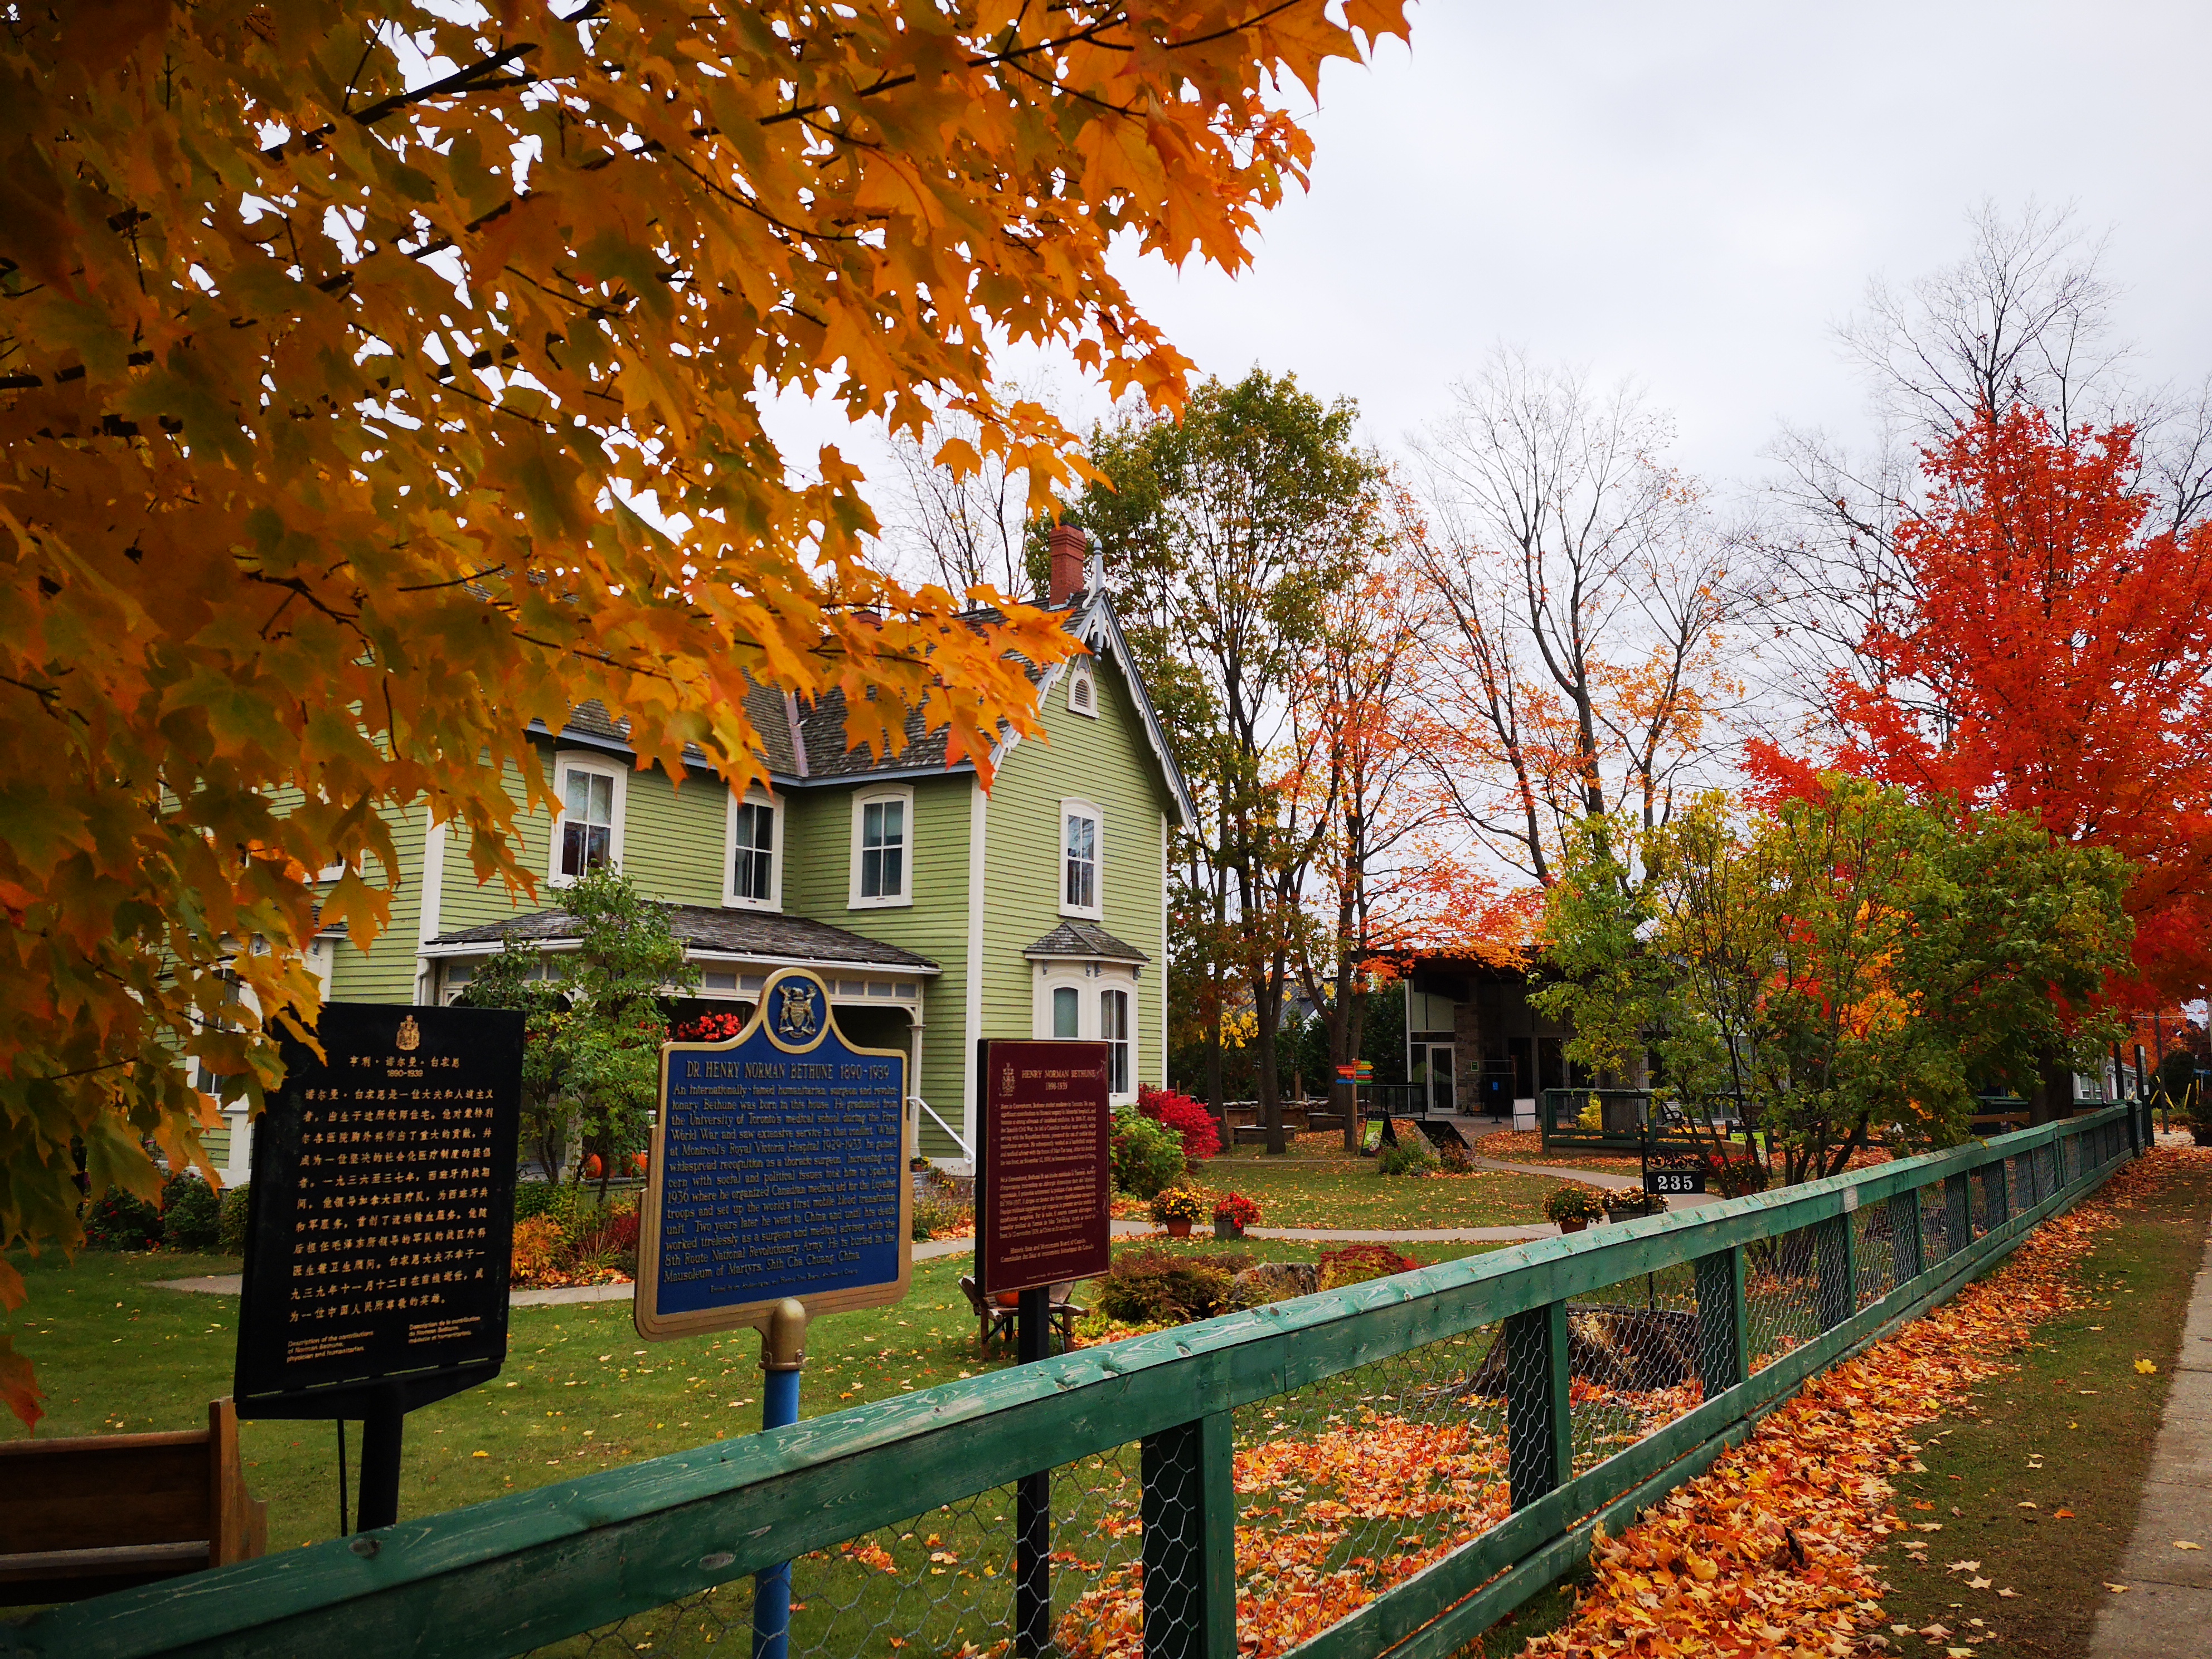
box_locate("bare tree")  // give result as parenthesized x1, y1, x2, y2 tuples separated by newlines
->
(1410, 350, 1744, 886)
(880, 393, 1049, 599)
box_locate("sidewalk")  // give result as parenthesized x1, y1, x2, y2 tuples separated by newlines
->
(2091, 1227, 2212, 1657)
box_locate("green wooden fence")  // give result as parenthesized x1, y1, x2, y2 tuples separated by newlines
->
(1, 1104, 2153, 1659)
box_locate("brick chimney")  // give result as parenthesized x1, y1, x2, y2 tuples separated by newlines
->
(1047, 523, 1087, 607)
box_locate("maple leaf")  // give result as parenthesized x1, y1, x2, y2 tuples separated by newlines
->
(0, 0, 1411, 1431)
(1967, 1576, 1992, 1591)
(2135, 1359, 2158, 1374)
(2176, 1541, 2204, 1551)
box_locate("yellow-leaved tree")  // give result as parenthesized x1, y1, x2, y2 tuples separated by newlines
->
(0, 0, 1409, 1428)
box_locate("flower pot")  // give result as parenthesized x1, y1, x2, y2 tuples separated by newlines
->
(1214, 1218, 1245, 1240)
(1166, 1219, 1193, 1238)
(1558, 1217, 1588, 1234)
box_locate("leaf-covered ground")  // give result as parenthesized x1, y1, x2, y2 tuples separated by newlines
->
(1518, 1145, 2210, 1659)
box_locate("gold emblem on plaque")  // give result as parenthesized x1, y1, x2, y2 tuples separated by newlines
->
(1001, 1062, 1015, 1097)
(396, 1014, 421, 1052)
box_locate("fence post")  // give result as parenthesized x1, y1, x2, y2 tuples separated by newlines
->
(1505, 1302, 1572, 1509)
(1944, 1172, 1972, 1254)
(1980, 1158, 2009, 1231)
(1694, 1247, 1747, 1398)
(1141, 1411, 1235, 1659)
(1888, 1188, 1924, 1286)
(1816, 1209, 1856, 1328)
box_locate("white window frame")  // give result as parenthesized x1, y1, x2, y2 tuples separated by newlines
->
(1059, 798, 1103, 920)
(549, 751, 627, 886)
(724, 784, 783, 911)
(1101, 986, 1132, 1099)
(1066, 657, 1099, 719)
(1029, 961, 1139, 1104)
(848, 783, 915, 909)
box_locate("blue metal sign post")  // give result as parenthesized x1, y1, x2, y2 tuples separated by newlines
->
(634, 967, 911, 1659)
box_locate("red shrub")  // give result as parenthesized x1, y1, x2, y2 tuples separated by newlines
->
(1138, 1084, 1221, 1160)
(676, 1009, 748, 1042)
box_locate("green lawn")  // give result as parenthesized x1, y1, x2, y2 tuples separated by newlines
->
(3, 1235, 1505, 1548)
(1198, 1150, 1578, 1230)
(1871, 1166, 2212, 1659)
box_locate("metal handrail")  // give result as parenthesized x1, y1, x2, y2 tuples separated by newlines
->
(909, 1093, 971, 1162)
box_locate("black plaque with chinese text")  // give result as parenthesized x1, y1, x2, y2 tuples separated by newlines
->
(234, 1002, 525, 1412)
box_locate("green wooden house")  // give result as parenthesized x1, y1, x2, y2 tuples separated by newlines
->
(212, 554, 1190, 1179)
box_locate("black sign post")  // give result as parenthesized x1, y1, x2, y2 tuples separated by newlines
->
(234, 1002, 525, 1531)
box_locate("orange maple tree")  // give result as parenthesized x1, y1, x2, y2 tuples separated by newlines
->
(1750, 407, 2212, 1004)
(0, 1, 1410, 1429)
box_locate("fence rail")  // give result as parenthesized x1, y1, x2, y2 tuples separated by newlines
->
(3, 1104, 2152, 1659)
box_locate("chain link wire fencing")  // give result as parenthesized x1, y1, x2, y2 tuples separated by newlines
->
(514, 1111, 2145, 1659)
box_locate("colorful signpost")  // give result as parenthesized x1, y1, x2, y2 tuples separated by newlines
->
(234, 1001, 525, 1531)
(638, 967, 910, 1659)
(974, 1037, 1111, 1658)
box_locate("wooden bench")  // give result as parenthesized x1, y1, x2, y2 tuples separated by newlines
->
(0, 1398, 267, 1605)
(957, 1275, 1086, 1355)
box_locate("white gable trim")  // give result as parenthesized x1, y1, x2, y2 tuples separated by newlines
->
(1003, 592, 1198, 827)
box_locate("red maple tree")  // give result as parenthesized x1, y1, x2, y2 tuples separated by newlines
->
(1750, 407, 2212, 1001)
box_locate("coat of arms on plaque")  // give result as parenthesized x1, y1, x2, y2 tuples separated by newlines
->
(396, 1014, 421, 1052)
(773, 979, 821, 1042)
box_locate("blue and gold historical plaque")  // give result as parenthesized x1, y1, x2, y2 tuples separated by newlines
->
(636, 967, 911, 1340)
(234, 1002, 525, 1410)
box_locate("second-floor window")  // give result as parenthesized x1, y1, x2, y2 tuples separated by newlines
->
(731, 799, 775, 904)
(852, 787, 911, 905)
(1062, 802, 1100, 916)
(554, 757, 622, 881)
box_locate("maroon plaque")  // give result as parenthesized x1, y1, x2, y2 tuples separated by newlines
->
(977, 1039, 1113, 1295)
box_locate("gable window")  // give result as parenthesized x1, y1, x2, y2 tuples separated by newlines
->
(1052, 985, 1080, 1040)
(1061, 800, 1102, 919)
(1067, 658, 1099, 719)
(850, 785, 914, 908)
(726, 788, 779, 909)
(551, 754, 624, 883)
(1101, 988, 1131, 1095)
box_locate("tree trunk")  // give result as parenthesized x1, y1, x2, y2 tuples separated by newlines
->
(2029, 1047, 2075, 1126)
(1257, 952, 1287, 1156)
(1204, 960, 1226, 1150)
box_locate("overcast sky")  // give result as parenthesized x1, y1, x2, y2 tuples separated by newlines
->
(1115, 0, 2212, 485)
(770, 0, 2212, 511)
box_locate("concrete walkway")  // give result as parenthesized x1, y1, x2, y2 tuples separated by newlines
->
(152, 1146, 1718, 1304)
(2090, 1229, 2212, 1657)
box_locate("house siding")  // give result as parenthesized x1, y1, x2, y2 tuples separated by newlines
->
(981, 652, 1172, 1104)
(782, 775, 973, 1156)
(326, 804, 431, 1003)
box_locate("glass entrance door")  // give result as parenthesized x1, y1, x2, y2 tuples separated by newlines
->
(1422, 1044, 1455, 1115)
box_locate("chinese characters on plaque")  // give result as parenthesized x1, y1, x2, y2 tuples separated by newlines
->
(234, 1004, 524, 1409)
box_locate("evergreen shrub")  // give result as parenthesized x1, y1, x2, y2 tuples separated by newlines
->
(159, 1171, 222, 1250)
